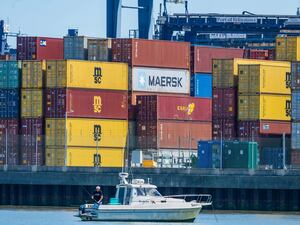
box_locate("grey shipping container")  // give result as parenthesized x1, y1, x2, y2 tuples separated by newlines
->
(88, 38, 112, 61)
(64, 36, 90, 60)
(292, 122, 300, 149)
(292, 90, 300, 121)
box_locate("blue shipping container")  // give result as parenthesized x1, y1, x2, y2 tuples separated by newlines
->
(0, 89, 20, 118)
(0, 61, 20, 88)
(261, 147, 284, 169)
(292, 91, 300, 121)
(197, 141, 220, 168)
(191, 73, 212, 98)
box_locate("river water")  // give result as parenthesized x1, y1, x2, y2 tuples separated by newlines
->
(0, 208, 300, 225)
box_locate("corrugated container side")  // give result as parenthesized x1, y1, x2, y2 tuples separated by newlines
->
(21, 89, 43, 118)
(46, 60, 128, 90)
(291, 150, 300, 167)
(238, 94, 291, 121)
(112, 39, 190, 69)
(88, 38, 112, 61)
(244, 49, 269, 60)
(212, 118, 237, 140)
(191, 74, 212, 98)
(137, 120, 212, 150)
(45, 118, 128, 148)
(292, 122, 300, 149)
(260, 147, 285, 169)
(45, 88, 129, 119)
(22, 60, 45, 88)
(197, 141, 221, 168)
(291, 91, 300, 120)
(213, 88, 237, 118)
(276, 36, 300, 61)
(0, 119, 19, 165)
(64, 36, 88, 60)
(20, 118, 44, 165)
(238, 64, 291, 94)
(191, 46, 244, 73)
(238, 121, 291, 137)
(0, 89, 20, 118)
(17, 37, 37, 60)
(136, 95, 212, 122)
(0, 61, 21, 88)
(291, 62, 300, 90)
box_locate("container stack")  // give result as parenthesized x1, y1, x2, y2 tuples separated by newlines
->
(17, 37, 63, 60)
(0, 61, 20, 165)
(45, 60, 129, 167)
(20, 61, 45, 165)
(136, 95, 212, 151)
(291, 62, 300, 167)
(88, 39, 112, 61)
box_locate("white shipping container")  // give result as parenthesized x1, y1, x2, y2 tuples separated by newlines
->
(132, 67, 190, 94)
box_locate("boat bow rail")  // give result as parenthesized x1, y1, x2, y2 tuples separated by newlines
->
(163, 194, 212, 206)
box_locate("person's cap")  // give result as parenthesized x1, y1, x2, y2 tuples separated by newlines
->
(96, 186, 101, 190)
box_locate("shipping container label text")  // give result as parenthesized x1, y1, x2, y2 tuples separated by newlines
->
(93, 96, 102, 113)
(93, 125, 102, 142)
(93, 67, 102, 84)
(177, 103, 195, 115)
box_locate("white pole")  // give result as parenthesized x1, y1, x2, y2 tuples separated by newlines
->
(5, 128, 8, 166)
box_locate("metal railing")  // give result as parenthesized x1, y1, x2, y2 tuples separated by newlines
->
(163, 194, 212, 206)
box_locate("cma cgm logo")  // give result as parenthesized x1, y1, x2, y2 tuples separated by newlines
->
(40, 40, 47, 47)
(177, 103, 195, 115)
(138, 72, 183, 88)
(94, 125, 102, 142)
(93, 96, 102, 113)
(93, 67, 102, 84)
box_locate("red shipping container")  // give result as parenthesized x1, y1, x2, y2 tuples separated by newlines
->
(0, 119, 19, 165)
(238, 121, 291, 138)
(212, 118, 237, 140)
(267, 49, 276, 60)
(137, 120, 212, 150)
(191, 46, 244, 73)
(17, 36, 63, 60)
(136, 95, 212, 122)
(291, 150, 300, 167)
(244, 49, 269, 60)
(112, 39, 190, 69)
(45, 89, 129, 119)
(20, 118, 44, 165)
(213, 88, 237, 119)
(130, 91, 189, 105)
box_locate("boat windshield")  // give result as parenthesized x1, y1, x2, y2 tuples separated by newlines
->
(132, 188, 162, 197)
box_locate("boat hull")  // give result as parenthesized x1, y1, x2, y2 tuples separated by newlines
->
(79, 206, 202, 222)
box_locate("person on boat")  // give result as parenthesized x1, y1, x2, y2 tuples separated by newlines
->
(92, 186, 103, 208)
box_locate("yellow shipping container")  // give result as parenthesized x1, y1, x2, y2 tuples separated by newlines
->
(46, 60, 128, 90)
(276, 36, 300, 61)
(238, 64, 291, 94)
(46, 146, 124, 167)
(22, 60, 45, 88)
(213, 59, 290, 88)
(45, 118, 128, 148)
(21, 89, 43, 118)
(143, 160, 157, 168)
(238, 94, 291, 121)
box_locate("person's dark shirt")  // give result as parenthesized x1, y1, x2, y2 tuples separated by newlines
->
(93, 190, 103, 202)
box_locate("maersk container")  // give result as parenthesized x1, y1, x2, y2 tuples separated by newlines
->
(292, 122, 300, 149)
(17, 36, 63, 60)
(197, 141, 221, 168)
(0, 89, 20, 118)
(132, 67, 190, 94)
(0, 61, 21, 88)
(261, 147, 285, 169)
(190, 74, 212, 98)
(64, 36, 90, 60)
(222, 141, 259, 169)
(292, 91, 300, 121)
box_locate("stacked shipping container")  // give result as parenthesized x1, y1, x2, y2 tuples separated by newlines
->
(20, 60, 45, 165)
(45, 60, 129, 167)
(0, 61, 20, 165)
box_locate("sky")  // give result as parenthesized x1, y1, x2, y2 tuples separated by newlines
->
(0, 0, 300, 48)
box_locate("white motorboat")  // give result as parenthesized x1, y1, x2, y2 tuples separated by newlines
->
(76, 172, 212, 222)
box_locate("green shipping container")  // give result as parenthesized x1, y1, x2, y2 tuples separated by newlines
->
(0, 61, 21, 88)
(222, 141, 259, 169)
